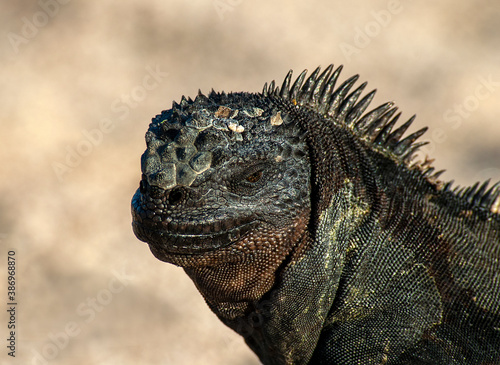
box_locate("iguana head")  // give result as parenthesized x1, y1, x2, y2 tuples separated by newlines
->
(132, 92, 312, 267)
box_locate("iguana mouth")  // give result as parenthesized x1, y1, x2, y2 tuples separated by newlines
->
(132, 219, 258, 254)
(131, 193, 259, 254)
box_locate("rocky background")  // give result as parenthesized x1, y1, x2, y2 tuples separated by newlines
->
(1, 1, 499, 364)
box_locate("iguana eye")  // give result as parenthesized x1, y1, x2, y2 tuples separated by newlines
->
(229, 165, 268, 194)
(246, 170, 263, 183)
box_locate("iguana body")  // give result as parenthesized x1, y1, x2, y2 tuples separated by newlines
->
(131, 65, 500, 364)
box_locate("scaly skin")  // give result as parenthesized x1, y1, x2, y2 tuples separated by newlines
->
(132, 65, 500, 364)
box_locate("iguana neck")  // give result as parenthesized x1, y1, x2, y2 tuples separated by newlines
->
(183, 212, 311, 320)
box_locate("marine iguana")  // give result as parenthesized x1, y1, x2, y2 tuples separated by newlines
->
(131, 65, 500, 364)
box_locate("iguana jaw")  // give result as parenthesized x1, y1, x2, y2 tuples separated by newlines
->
(131, 188, 260, 255)
(132, 213, 259, 255)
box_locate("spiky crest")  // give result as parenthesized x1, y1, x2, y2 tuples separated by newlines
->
(263, 65, 500, 214)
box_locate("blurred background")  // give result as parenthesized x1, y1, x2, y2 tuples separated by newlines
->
(0, 1, 499, 364)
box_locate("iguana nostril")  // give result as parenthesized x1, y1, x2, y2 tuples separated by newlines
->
(168, 187, 185, 205)
(139, 174, 148, 194)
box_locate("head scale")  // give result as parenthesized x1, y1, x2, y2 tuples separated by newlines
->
(132, 91, 311, 266)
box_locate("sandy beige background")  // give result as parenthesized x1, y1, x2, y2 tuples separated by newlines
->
(1, 1, 499, 364)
